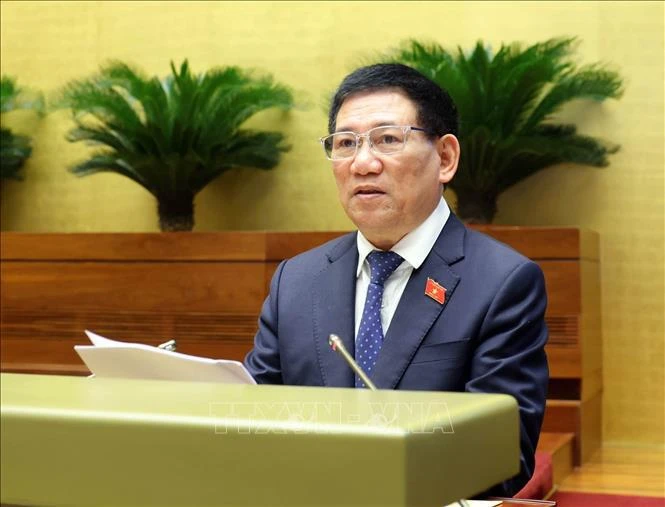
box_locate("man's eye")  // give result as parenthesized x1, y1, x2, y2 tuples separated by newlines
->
(376, 134, 401, 145)
(335, 138, 356, 149)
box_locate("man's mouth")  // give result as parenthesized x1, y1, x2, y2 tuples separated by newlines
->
(354, 187, 385, 196)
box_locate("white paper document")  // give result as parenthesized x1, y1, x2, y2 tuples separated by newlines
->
(75, 330, 256, 384)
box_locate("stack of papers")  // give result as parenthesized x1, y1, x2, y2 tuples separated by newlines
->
(75, 330, 256, 384)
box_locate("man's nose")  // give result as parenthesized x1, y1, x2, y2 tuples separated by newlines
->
(350, 140, 382, 175)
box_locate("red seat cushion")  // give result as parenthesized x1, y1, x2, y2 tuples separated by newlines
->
(515, 451, 554, 499)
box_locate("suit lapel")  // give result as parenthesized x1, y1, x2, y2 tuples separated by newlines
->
(372, 215, 467, 389)
(312, 234, 358, 388)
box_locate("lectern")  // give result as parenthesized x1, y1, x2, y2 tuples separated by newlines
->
(1, 374, 519, 506)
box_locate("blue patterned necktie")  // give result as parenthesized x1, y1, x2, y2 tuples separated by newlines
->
(355, 250, 404, 388)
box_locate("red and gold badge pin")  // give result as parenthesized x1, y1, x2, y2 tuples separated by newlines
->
(425, 277, 446, 304)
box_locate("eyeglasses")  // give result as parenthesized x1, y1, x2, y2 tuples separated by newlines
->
(319, 125, 429, 161)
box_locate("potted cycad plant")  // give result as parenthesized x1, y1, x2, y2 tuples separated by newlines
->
(386, 37, 624, 223)
(1, 76, 45, 180)
(55, 60, 294, 231)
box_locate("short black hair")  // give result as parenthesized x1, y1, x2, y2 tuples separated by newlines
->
(328, 63, 458, 138)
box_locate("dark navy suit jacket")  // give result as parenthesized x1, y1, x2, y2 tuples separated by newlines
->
(244, 214, 549, 496)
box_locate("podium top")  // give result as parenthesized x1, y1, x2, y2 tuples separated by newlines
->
(2, 373, 520, 507)
(2, 373, 514, 434)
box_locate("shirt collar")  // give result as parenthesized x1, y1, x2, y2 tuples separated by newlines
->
(356, 197, 451, 277)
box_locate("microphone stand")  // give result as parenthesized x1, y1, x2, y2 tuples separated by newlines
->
(328, 334, 377, 390)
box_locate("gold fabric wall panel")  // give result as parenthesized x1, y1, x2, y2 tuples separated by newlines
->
(1, 1, 662, 445)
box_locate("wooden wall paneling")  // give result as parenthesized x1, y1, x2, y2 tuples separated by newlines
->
(539, 261, 582, 315)
(1, 262, 265, 313)
(264, 231, 346, 260)
(1, 235, 269, 370)
(543, 400, 582, 464)
(0, 232, 269, 261)
(580, 258, 602, 401)
(0, 228, 601, 464)
(546, 348, 582, 379)
(580, 393, 602, 464)
(0, 362, 90, 376)
(534, 229, 600, 464)
(576, 237, 602, 463)
(471, 226, 584, 259)
(541, 394, 602, 467)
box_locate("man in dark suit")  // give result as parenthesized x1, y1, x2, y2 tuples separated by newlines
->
(244, 63, 548, 496)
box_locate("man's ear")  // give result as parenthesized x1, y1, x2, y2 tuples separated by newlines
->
(437, 134, 460, 185)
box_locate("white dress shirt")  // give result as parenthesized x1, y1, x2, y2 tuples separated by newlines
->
(354, 197, 451, 339)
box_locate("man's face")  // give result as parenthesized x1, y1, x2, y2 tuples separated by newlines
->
(331, 89, 458, 250)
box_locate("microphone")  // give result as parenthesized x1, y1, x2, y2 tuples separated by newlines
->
(328, 334, 377, 391)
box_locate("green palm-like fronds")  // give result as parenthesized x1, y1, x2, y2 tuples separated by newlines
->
(1, 76, 44, 180)
(388, 37, 624, 223)
(1, 76, 45, 114)
(1, 128, 33, 180)
(55, 60, 295, 230)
